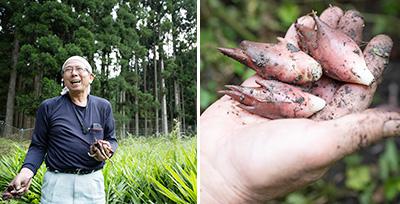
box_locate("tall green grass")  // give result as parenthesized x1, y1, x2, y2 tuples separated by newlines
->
(0, 136, 196, 204)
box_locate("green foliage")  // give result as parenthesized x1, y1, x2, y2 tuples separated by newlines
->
(0, 136, 196, 204)
(200, 87, 216, 110)
(151, 144, 196, 204)
(16, 77, 61, 116)
(345, 166, 371, 191)
(277, 2, 300, 28)
(379, 139, 400, 201)
(41, 77, 62, 99)
(285, 192, 310, 204)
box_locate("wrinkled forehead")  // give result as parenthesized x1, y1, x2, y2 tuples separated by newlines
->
(63, 59, 87, 70)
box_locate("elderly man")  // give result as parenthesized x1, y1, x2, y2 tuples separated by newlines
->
(4, 56, 118, 203)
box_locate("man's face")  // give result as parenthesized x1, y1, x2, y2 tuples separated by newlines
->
(62, 59, 94, 93)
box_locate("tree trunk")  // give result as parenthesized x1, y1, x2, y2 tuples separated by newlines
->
(101, 52, 107, 96)
(174, 79, 181, 137)
(4, 38, 19, 136)
(154, 46, 159, 135)
(16, 74, 23, 128)
(144, 61, 148, 136)
(18, 111, 23, 130)
(169, 87, 174, 130)
(30, 70, 43, 129)
(33, 72, 42, 98)
(120, 90, 126, 138)
(181, 86, 186, 133)
(160, 57, 168, 135)
(135, 64, 139, 136)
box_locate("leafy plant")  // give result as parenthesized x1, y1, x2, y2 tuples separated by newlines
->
(0, 136, 196, 204)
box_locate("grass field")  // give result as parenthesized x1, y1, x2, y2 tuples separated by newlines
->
(0, 136, 196, 204)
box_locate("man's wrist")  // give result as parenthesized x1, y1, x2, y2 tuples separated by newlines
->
(20, 167, 34, 178)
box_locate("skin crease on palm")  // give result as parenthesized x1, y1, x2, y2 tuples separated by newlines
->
(200, 6, 398, 204)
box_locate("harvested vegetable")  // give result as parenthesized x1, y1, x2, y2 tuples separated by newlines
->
(88, 139, 113, 162)
(219, 79, 326, 119)
(319, 5, 344, 28)
(337, 10, 364, 45)
(218, 37, 322, 85)
(312, 35, 393, 120)
(296, 11, 374, 86)
(307, 76, 341, 103)
(218, 7, 389, 120)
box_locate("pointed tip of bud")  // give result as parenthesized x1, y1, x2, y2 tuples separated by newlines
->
(217, 47, 231, 54)
(217, 47, 248, 63)
(218, 89, 243, 103)
(237, 104, 255, 112)
(277, 37, 286, 43)
(224, 84, 238, 90)
(354, 68, 375, 86)
(309, 95, 326, 113)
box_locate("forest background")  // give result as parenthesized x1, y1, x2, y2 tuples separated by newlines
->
(201, 0, 400, 203)
(0, 0, 197, 138)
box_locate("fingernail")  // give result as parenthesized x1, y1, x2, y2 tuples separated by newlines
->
(383, 120, 400, 136)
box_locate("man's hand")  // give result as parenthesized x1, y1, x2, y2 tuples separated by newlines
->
(2, 168, 34, 200)
(200, 6, 396, 204)
(88, 140, 113, 161)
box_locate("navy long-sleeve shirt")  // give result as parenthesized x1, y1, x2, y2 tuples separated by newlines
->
(22, 94, 118, 175)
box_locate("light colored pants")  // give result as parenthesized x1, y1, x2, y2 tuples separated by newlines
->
(41, 170, 105, 204)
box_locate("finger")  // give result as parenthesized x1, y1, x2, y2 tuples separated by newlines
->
(2, 191, 13, 200)
(11, 181, 21, 194)
(89, 144, 97, 154)
(316, 109, 400, 167)
(103, 144, 112, 154)
(22, 177, 32, 192)
(98, 140, 112, 149)
(337, 10, 364, 45)
(6, 185, 13, 192)
(13, 186, 26, 195)
(96, 152, 107, 161)
(11, 187, 23, 195)
(312, 35, 393, 120)
(201, 74, 271, 138)
(99, 145, 111, 157)
(96, 143, 110, 159)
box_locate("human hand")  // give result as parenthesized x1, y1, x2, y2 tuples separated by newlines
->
(2, 168, 34, 200)
(88, 139, 113, 161)
(200, 6, 396, 204)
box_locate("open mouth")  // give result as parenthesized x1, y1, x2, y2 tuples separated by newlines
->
(70, 80, 81, 85)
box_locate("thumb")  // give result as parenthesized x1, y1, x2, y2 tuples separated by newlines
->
(319, 109, 400, 164)
(13, 177, 21, 190)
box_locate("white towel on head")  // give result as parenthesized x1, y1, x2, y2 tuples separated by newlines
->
(62, 56, 92, 73)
